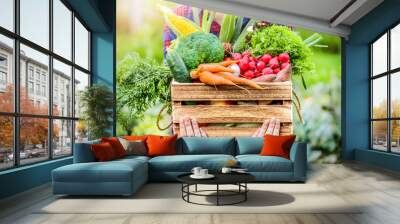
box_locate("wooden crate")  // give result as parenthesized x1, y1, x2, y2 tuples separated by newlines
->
(171, 81, 293, 137)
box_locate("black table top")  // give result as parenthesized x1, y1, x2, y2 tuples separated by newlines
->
(177, 172, 255, 185)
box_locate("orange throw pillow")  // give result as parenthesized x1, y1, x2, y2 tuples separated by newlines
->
(146, 135, 177, 157)
(101, 137, 126, 158)
(91, 142, 117, 162)
(260, 134, 296, 159)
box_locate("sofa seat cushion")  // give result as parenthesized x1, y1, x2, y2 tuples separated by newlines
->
(236, 155, 293, 172)
(149, 154, 235, 172)
(53, 159, 147, 183)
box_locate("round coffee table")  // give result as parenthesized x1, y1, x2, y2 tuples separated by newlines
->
(177, 173, 255, 206)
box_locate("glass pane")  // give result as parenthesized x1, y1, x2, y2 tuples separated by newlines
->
(0, 116, 13, 170)
(0, 35, 14, 112)
(0, 0, 14, 31)
(75, 18, 89, 70)
(391, 24, 400, 70)
(372, 77, 387, 119)
(20, 117, 49, 165)
(74, 69, 89, 118)
(53, 119, 72, 157)
(53, 0, 72, 60)
(391, 72, 400, 118)
(20, 44, 49, 115)
(20, 0, 49, 48)
(391, 120, 400, 153)
(75, 120, 88, 143)
(372, 121, 388, 151)
(53, 59, 72, 117)
(372, 33, 387, 76)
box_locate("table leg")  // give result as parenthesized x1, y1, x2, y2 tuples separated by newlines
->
(195, 184, 198, 192)
(245, 183, 247, 201)
(216, 184, 219, 206)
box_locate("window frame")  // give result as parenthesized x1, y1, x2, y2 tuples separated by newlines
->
(370, 21, 400, 154)
(0, 0, 92, 171)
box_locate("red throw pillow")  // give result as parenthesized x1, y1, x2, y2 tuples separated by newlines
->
(101, 137, 126, 158)
(91, 142, 117, 162)
(260, 134, 296, 159)
(146, 135, 177, 157)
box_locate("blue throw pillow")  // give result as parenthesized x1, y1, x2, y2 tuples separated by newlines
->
(236, 137, 263, 155)
(180, 137, 236, 155)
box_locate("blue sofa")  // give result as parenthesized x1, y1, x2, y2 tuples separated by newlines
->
(52, 137, 307, 196)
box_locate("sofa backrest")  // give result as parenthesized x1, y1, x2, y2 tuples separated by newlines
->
(177, 137, 236, 155)
(73, 139, 100, 163)
(235, 137, 263, 155)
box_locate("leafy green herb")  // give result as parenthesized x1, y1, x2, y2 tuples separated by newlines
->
(250, 25, 314, 77)
(117, 53, 172, 119)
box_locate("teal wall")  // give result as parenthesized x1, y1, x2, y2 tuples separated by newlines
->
(343, 0, 400, 171)
(0, 0, 116, 200)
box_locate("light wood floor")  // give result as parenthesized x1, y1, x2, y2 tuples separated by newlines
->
(1, 162, 400, 224)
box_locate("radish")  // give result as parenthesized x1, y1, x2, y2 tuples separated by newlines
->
(242, 51, 251, 57)
(273, 68, 281, 74)
(260, 54, 272, 63)
(262, 67, 273, 75)
(239, 61, 249, 71)
(278, 52, 290, 63)
(269, 57, 279, 69)
(256, 61, 266, 70)
(252, 74, 277, 82)
(232, 53, 242, 60)
(281, 62, 290, 69)
(249, 61, 256, 69)
(243, 70, 255, 79)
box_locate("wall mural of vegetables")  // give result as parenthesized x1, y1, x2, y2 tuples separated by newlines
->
(116, 0, 341, 163)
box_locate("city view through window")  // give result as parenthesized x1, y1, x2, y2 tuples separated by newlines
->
(0, 0, 91, 170)
(371, 23, 400, 153)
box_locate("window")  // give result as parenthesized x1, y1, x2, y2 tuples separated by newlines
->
(0, 1, 91, 170)
(0, 35, 14, 113)
(370, 23, 400, 154)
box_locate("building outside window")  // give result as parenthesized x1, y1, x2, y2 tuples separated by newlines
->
(370, 23, 400, 154)
(0, 0, 91, 170)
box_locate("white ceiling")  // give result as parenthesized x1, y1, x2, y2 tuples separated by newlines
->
(169, 0, 384, 37)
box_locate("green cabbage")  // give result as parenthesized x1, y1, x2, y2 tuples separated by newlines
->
(175, 32, 224, 70)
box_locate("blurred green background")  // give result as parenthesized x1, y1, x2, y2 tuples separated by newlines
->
(116, 0, 342, 163)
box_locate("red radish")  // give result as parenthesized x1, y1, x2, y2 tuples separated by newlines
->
(269, 57, 279, 69)
(242, 56, 249, 64)
(232, 53, 242, 60)
(242, 51, 251, 57)
(243, 70, 255, 79)
(273, 68, 281, 74)
(249, 56, 257, 62)
(261, 54, 272, 63)
(281, 62, 290, 69)
(249, 61, 256, 69)
(254, 70, 260, 77)
(278, 52, 290, 63)
(252, 74, 277, 82)
(262, 67, 273, 75)
(239, 61, 249, 71)
(275, 64, 292, 82)
(256, 61, 266, 70)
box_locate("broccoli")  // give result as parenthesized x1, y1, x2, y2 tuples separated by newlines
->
(175, 32, 225, 70)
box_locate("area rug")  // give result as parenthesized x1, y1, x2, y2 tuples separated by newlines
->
(38, 183, 361, 214)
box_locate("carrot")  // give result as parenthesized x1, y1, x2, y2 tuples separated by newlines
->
(198, 71, 237, 86)
(215, 72, 264, 89)
(190, 69, 200, 79)
(198, 64, 234, 73)
(218, 60, 238, 67)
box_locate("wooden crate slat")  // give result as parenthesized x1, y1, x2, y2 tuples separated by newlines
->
(171, 81, 292, 101)
(172, 105, 292, 123)
(173, 124, 293, 137)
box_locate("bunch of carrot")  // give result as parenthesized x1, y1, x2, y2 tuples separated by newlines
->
(190, 61, 263, 90)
